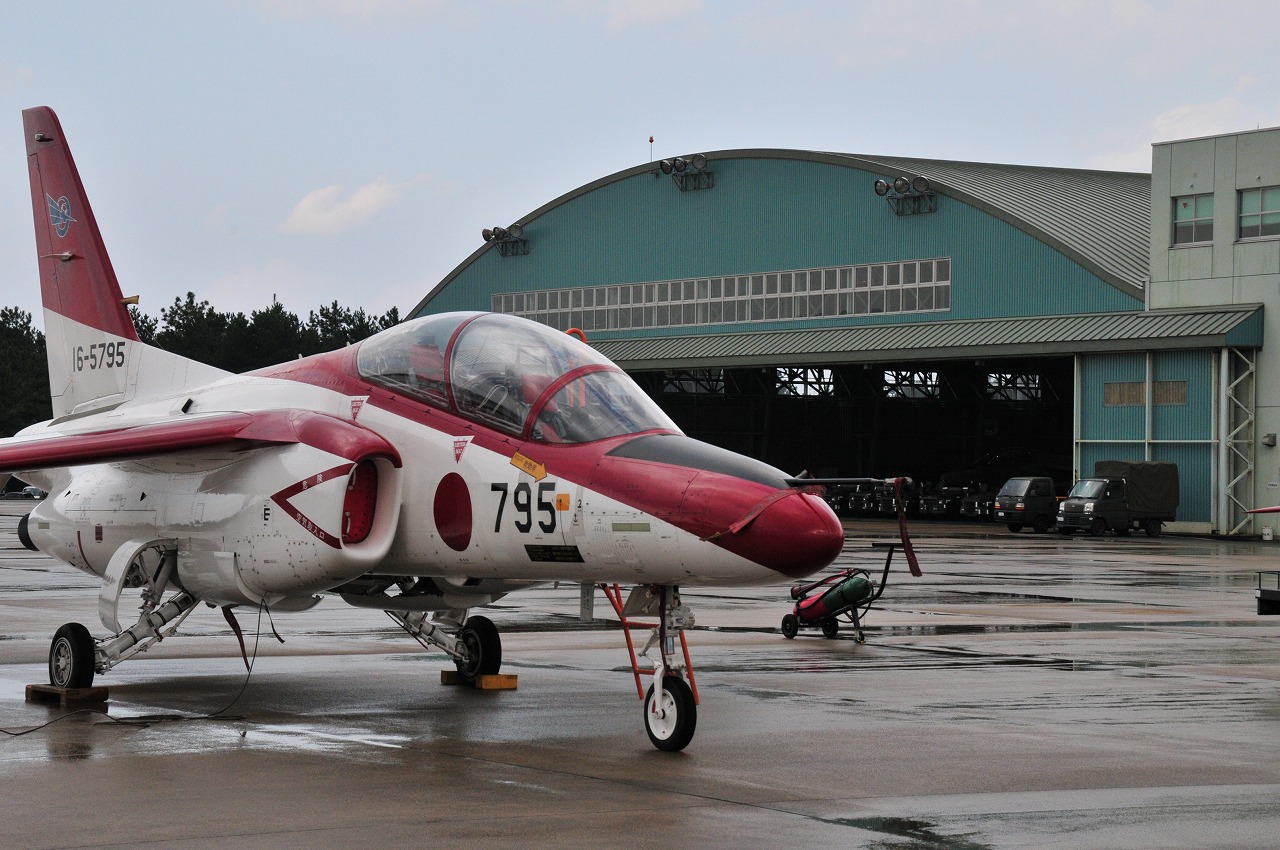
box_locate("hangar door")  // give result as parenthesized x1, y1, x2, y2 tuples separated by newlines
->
(633, 355, 1073, 487)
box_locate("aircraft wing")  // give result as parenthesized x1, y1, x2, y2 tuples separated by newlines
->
(0, 409, 401, 472)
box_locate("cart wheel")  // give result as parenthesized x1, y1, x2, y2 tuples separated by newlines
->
(780, 614, 799, 639)
(820, 618, 839, 639)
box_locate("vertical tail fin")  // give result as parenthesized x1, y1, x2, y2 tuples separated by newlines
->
(25, 107, 139, 342)
(24, 106, 226, 418)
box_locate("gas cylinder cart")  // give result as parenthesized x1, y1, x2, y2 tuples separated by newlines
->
(780, 543, 898, 642)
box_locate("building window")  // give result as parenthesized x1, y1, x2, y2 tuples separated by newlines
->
(1239, 187, 1280, 239)
(1103, 380, 1187, 406)
(1153, 380, 1188, 405)
(1172, 193, 1213, 245)
(1104, 382, 1144, 406)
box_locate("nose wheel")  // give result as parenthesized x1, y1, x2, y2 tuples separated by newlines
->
(645, 675, 696, 751)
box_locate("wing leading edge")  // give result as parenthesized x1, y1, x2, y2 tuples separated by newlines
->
(0, 409, 403, 472)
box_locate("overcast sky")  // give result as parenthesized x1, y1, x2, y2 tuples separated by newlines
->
(2, 0, 1278, 326)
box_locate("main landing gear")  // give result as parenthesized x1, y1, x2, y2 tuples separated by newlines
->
(47, 544, 200, 690)
(387, 610, 503, 684)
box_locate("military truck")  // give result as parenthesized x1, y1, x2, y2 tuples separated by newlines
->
(1056, 461, 1179, 537)
(994, 476, 1059, 533)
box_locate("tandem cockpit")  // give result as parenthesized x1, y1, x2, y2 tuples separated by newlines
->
(357, 312, 679, 443)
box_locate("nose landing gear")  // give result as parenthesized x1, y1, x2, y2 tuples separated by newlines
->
(602, 583, 699, 752)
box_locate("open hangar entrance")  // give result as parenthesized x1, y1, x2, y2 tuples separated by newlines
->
(628, 355, 1074, 513)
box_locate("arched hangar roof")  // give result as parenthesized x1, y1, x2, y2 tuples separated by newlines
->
(413, 148, 1152, 316)
(817, 151, 1151, 298)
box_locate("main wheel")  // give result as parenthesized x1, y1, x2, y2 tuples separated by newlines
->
(1145, 519, 1163, 537)
(1032, 515, 1053, 534)
(49, 623, 95, 689)
(644, 675, 696, 751)
(820, 618, 839, 639)
(1006, 523, 1024, 533)
(454, 615, 502, 683)
(780, 613, 799, 639)
(1089, 518, 1107, 537)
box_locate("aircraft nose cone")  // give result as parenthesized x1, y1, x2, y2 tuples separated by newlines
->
(737, 491, 844, 579)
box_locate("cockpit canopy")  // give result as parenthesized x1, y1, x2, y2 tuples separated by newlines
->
(356, 312, 680, 443)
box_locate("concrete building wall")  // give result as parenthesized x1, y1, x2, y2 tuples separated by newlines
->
(1150, 127, 1280, 520)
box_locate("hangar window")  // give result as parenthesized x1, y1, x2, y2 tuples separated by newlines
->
(987, 373, 1041, 402)
(1173, 193, 1214, 244)
(777, 367, 834, 397)
(884, 370, 940, 399)
(1239, 187, 1280, 239)
(662, 369, 725, 394)
(493, 256, 950, 331)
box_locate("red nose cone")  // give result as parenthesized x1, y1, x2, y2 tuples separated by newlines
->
(732, 492, 845, 579)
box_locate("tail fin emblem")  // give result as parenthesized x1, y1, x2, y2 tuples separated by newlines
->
(45, 194, 77, 237)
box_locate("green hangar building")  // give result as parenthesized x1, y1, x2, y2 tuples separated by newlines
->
(412, 140, 1273, 536)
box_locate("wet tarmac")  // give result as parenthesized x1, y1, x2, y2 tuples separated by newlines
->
(2, 501, 1280, 849)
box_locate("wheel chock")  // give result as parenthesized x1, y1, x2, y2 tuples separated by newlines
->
(439, 671, 518, 690)
(26, 683, 109, 706)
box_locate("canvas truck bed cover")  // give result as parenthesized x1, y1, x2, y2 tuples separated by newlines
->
(1093, 461, 1179, 517)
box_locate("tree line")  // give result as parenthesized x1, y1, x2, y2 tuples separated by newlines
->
(1, 295, 401, 437)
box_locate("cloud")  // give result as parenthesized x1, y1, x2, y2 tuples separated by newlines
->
(254, 0, 459, 21)
(0, 62, 34, 90)
(1149, 94, 1273, 144)
(200, 260, 317, 316)
(281, 175, 428, 236)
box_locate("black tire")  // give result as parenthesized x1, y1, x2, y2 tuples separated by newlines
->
(454, 615, 502, 683)
(1089, 518, 1107, 537)
(780, 613, 799, 639)
(644, 675, 696, 751)
(1115, 527, 1131, 537)
(1145, 519, 1162, 538)
(49, 623, 95, 689)
(820, 618, 839, 639)
(1006, 523, 1024, 533)
(1032, 515, 1052, 534)
(1058, 527, 1074, 535)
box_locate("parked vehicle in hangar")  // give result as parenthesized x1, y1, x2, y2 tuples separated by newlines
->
(994, 476, 1058, 533)
(1056, 461, 1179, 537)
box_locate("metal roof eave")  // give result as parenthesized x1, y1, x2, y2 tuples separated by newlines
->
(592, 306, 1263, 371)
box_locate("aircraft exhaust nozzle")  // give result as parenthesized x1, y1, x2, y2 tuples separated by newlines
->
(18, 514, 39, 552)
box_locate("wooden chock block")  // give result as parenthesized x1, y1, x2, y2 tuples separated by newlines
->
(26, 683, 109, 706)
(475, 674, 518, 690)
(439, 671, 518, 689)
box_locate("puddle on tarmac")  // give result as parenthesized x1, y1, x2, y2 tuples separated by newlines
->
(826, 816, 993, 850)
